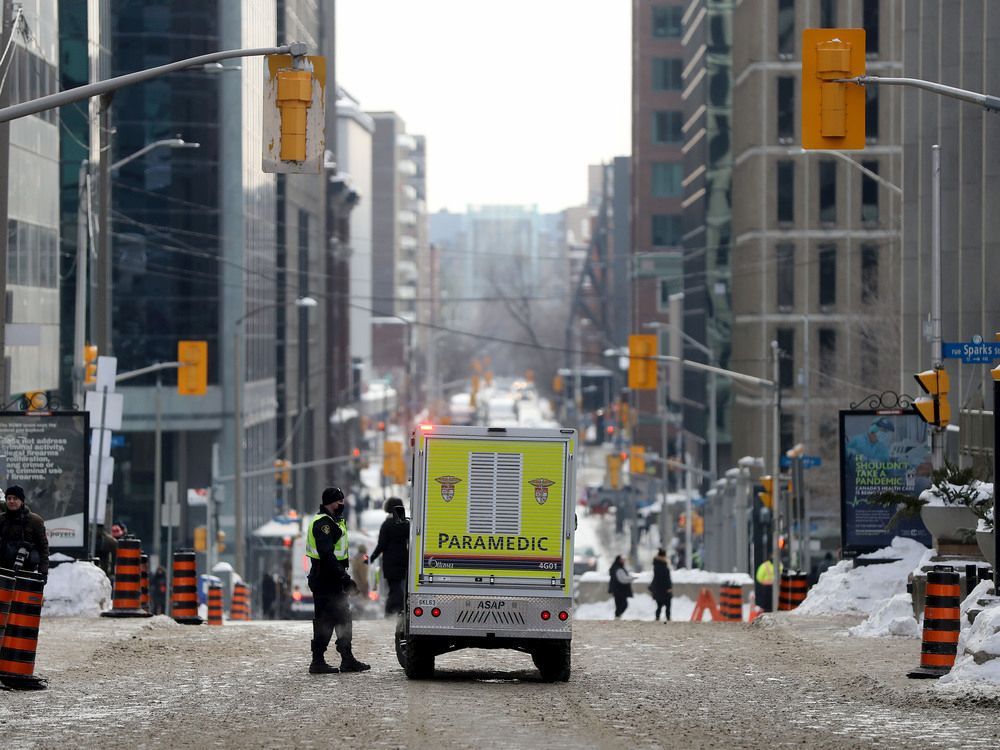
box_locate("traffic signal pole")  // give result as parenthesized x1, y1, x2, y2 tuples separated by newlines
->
(771, 341, 782, 611)
(930, 145, 944, 469)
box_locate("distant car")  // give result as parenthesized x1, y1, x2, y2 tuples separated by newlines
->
(573, 546, 599, 576)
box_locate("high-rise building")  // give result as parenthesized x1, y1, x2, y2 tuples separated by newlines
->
(900, 1, 1000, 469)
(5, 2, 62, 396)
(681, 0, 733, 477)
(631, 0, 687, 479)
(729, 0, 903, 511)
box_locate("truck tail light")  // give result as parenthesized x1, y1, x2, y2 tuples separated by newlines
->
(431, 607, 441, 617)
(558, 611, 569, 621)
(414, 607, 424, 617)
(540, 610, 551, 621)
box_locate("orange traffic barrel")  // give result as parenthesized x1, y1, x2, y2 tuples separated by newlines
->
(230, 582, 250, 621)
(102, 536, 152, 618)
(0, 571, 47, 690)
(0, 569, 15, 640)
(908, 566, 961, 679)
(778, 572, 808, 611)
(207, 583, 224, 626)
(719, 583, 743, 622)
(140, 553, 150, 615)
(170, 550, 202, 625)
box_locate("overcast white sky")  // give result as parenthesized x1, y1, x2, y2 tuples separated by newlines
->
(335, 0, 631, 214)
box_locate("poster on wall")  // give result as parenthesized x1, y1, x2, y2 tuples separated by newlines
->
(839, 410, 933, 556)
(0, 412, 89, 553)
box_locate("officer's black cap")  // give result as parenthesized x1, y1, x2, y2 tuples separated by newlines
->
(322, 487, 345, 505)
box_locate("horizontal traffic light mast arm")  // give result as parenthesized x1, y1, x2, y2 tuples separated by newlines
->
(216, 452, 355, 483)
(114, 361, 184, 384)
(607, 348, 774, 389)
(840, 75, 1000, 113)
(0, 43, 307, 124)
(643, 454, 715, 480)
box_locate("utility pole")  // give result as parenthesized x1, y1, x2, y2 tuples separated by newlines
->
(929, 144, 944, 469)
(95, 95, 112, 354)
(0, 0, 14, 399)
(771, 340, 782, 611)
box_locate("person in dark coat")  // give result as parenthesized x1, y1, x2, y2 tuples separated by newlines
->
(368, 496, 410, 616)
(0, 485, 49, 580)
(151, 565, 167, 615)
(650, 547, 673, 621)
(608, 554, 636, 619)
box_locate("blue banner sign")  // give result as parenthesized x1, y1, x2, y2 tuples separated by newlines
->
(942, 339, 1000, 364)
(780, 454, 822, 469)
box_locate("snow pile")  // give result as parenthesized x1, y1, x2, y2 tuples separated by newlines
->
(575, 592, 697, 621)
(792, 537, 929, 617)
(921, 480, 993, 508)
(939, 602, 1000, 687)
(42, 561, 112, 617)
(848, 593, 920, 638)
(578, 569, 752, 586)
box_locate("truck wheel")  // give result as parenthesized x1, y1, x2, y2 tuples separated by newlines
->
(534, 640, 571, 683)
(394, 614, 407, 669)
(404, 635, 435, 679)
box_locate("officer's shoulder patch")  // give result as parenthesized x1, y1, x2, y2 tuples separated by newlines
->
(321, 524, 331, 534)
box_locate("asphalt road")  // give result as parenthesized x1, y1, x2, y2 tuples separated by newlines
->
(2, 612, 999, 749)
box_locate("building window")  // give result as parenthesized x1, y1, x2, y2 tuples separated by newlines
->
(776, 243, 795, 311)
(861, 245, 879, 303)
(652, 214, 683, 247)
(777, 76, 795, 140)
(820, 0, 837, 28)
(819, 244, 836, 308)
(652, 163, 683, 197)
(780, 413, 796, 455)
(861, 160, 879, 222)
(653, 58, 683, 91)
(653, 6, 684, 38)
(778, 0, 795, 57)
(861, 332, 878, 386)
(819, 160, 837, 223)
(777, 328, 795, 389)
(863, 0, 879, 55)
(777, 161, 794, 223)
(653, 110, 684, 143)
(866, 86, 879, 140)
(819, 328, 837, 386)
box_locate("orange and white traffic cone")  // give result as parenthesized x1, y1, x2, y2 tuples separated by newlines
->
(0, 570, 47, 690)
(101, 536, 152, 618)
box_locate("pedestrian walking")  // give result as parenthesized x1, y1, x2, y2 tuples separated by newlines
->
(350, 545, 370, 600)
(368, 496, 409, 616)
(151, 565, 167, 615)
(0, 485, 49, 580)
(305, 486, 370, 674)
(608, 554, 636, 619)
(261, 571, 277, 619)
(650, 547, 673, 621)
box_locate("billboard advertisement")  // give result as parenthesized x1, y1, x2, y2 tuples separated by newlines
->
(839, 410, 933, 556)
(0, 412, 89, 553)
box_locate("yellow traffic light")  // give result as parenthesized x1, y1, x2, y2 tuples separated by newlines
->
(274, 459, 292, 486)
(914, 368, 951, 427)
(177, 340, 208, 396)
(263, 53, 326, 174)
(84, 344, 98, 385)
(552, 374, 564, 394)
(630, 445, 646, 475)
(193, 525, 207, 552)
(759, 475, 774, 509)
(277, 69, 312, 161)
(606, 453, 623, 490)
(628, 334, 658, 391)
(801, 28, 866, 150)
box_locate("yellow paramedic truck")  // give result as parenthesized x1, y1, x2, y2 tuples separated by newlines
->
(395, 424, 576, 681)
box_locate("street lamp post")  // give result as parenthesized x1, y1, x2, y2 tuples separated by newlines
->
(233, 296, 317, 578)
(73, 138, 200, 404)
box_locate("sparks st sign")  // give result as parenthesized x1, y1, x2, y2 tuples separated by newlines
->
(943, 338, 1000, 364)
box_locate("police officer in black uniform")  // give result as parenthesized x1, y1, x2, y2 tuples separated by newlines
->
(307, 486, 371, 674)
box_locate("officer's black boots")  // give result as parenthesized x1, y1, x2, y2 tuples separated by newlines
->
(337, 643, 371, 673)
(309, 639, 339, 674)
